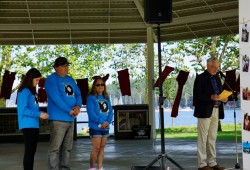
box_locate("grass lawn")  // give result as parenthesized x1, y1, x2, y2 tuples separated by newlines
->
(156, 124, 242, 141)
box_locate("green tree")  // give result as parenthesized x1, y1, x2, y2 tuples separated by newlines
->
(174, 35, 239, 72)
(160, 35, 239, 106)
(0, 45, 37, 106)
(0, 44, 113, 107)
(33, 44, 112, 79)
(109, 44, 147, 103)
(159, 41, 191, 107)
(171, 35, 239, 131)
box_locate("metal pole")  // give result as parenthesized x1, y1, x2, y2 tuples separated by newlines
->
(234, 98, 240, 169)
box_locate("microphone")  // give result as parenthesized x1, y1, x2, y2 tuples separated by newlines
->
(219, 71, 226, 79)
(219, 70, 238, 101)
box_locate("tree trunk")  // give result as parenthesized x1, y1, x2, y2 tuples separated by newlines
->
(218, 120, 222, 132)
(0, 98, 6, 107)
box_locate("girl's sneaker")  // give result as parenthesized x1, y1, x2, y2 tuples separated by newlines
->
(88, 168, 96, 170)
(98, 167, 104, 170)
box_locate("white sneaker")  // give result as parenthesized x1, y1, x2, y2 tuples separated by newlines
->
(98, 167, 104, 170)
(88, 168, 96, 170)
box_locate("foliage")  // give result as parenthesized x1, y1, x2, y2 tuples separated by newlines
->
(0, 35, 240, 108)
(157, 41, 191, 106)
(181, 75, 195, 108)
(156, 124, 242, 140)
(0, 44, 113, 106)
(171, 35, 239, 73)
(33, 44, 112, 79)
(109, 44, 146, 84)
(159, 35, 239, 110)
(107, 79, 146, 105)
(115, 44, 146, 76)
(1, 44, 112, 87)
(0, 46, 37, 106)
(108, 44, 148, 103)
(163, 77, 177, 107)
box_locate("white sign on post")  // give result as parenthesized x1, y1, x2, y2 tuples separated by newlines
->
(240, 0, 250, 169)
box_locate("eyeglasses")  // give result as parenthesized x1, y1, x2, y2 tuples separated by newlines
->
(95, 84, 104, 87)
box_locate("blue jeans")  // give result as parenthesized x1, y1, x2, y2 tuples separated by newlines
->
(48, 121, 74, 170)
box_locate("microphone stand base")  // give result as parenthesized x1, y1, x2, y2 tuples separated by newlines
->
(131, 166, 161, 170)
(235, 163, 240, 169)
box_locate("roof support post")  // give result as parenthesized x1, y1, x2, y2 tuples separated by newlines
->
(146, 26, 156, 139)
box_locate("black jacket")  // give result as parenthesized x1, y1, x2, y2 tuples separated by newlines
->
(193, 70, 224, 119)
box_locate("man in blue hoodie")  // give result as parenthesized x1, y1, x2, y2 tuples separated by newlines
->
(45, 57, 82, 170)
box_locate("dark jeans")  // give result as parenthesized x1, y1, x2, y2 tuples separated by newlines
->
(21, 128, 39, 170)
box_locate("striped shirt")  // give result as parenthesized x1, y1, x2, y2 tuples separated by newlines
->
(211, 76, 221, 106)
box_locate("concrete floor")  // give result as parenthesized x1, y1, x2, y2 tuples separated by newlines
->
(0, 138, 243, 170)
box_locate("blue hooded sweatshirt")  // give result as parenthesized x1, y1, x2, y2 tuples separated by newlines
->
(86, 95, 113, 131)
(17, 88, 41, 130)
(44, 72, 82, 122)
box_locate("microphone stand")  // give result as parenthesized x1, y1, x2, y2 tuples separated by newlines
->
(219, 72, 240, 169)
(142, 25, 184, 170)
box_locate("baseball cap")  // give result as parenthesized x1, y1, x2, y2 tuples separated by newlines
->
(53, 57, 71, 67)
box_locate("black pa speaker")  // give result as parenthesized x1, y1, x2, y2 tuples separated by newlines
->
(144, 0, 172, 24)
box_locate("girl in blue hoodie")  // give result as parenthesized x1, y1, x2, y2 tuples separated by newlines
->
(17, 68, 48, 170)
(86, 77, 113, 170)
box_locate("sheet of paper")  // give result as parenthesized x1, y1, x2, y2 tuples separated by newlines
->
(219, 90, 233, 99)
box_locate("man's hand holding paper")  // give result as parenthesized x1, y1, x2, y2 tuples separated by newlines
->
(219, 90, 232, 102)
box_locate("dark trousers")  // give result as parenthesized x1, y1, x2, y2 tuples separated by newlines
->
(21, 128, 39, 170)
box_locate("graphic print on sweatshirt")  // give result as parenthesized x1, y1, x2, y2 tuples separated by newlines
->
(98, 100, 109, 113)
(64, 84, 74, 96)
(34, 94, 39, 104)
